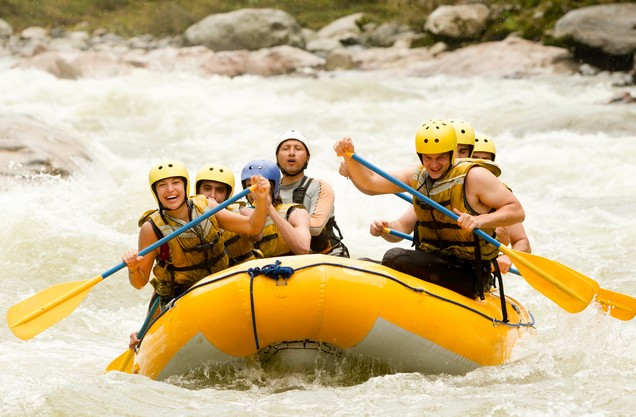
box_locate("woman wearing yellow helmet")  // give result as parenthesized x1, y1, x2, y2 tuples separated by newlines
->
(335, 120, 525, 299)
(122, 160, 271, 306)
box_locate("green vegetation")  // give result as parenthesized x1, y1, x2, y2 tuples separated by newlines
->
(0, 0, 628, 41)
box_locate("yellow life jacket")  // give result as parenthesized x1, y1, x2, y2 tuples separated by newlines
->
(145, 194, 229, 298)
(455, 157, 501, 177)
(220, 202, 259, 266)
(412, 160, 499, 261)
(255, 202, 304, 257)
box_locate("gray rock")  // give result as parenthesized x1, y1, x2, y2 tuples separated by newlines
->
(0, 19, 13, 38)
(325, 48, 355, 71)
(184, 8, 304, 51)
(317, 13, 364, 40)
(0, 112, 91, 184)
(425, 4, 490, 41)
(553, 4, 636, 57)
(406, 36, 577, 78)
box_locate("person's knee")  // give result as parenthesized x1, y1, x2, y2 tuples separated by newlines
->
(381, 248, 405, 268)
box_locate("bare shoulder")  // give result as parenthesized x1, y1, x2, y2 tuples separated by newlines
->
(466, 165, 499, 184)
(139, 220, 155, 235)
(138, 220, 159, 249)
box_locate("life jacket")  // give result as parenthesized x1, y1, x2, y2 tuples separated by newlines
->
(412, 160, 499, 261)
(254, 202, 304, 257)
(456, 157, 501, 177)
(292, 176, 349, 257)
(143, 194, 229, 299)
(220, 202, 259, 266)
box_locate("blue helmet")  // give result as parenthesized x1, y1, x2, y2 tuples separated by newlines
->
(241, 159, 281, 199)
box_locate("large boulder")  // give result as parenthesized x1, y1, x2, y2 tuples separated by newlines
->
(0, 112, 91, 184)
(183, 8, 305, 51)
(425, 4, 491, 41)
(316, 12, 364, 45)
(0, 18, 12, 37)
(552, 4, 636, 71)
(406, 36, 577, 78)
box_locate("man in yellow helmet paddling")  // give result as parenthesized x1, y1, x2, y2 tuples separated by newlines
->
(334, 120, 525, 299)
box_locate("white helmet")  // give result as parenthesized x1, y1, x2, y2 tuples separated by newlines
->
(275, 129, 310, 156)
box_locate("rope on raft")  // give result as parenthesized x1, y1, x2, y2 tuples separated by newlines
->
(248, 260, 295, 350)
(248, 260, 294, 282)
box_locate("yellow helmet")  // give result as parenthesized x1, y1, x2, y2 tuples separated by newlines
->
(473, 132, 497, 161)
(148, 160, 189, 206)
(195, 163, 235, 197)
(415, 120, 457, 164)
(449, 119, 475, 152)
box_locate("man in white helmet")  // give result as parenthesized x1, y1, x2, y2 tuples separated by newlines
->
(276, 129, 349, 257)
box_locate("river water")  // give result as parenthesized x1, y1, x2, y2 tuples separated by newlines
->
(1, 67, 635, 417)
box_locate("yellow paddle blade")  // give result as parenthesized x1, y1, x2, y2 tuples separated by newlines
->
(501, 247, 595, 313)
(105, 349, 135, 374)
(595, 288, 636, 321)
(6, 276, 103, 340)
(555, 261, 636, 321)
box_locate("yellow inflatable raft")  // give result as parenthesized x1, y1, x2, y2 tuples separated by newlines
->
(124, 254, 534, 380)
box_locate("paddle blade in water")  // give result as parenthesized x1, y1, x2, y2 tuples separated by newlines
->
(594, 288, 636, 321)
(553, 261, 636, 321)
(6, 276, 102, 340)
(105, 349, 135, 374)
(501, 247, 595, 313)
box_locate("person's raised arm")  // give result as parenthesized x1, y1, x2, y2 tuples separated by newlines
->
(334, 137, 414, 195)
(215, 175, 271, 236)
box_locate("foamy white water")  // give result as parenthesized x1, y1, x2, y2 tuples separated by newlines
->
(1, 68, 635, 417)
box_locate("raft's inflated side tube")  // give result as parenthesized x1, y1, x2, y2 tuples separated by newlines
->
(132, 255, 534, 380)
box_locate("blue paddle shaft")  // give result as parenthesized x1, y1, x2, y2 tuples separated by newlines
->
(350, 153, 502, 249)
(387, 228, 413, 241)
(394, 192, 412, 203)
(100, 186, 253, 279)
(137, 296, 161, 339)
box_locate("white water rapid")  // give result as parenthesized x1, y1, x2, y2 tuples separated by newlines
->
(1, 68, 635, 417)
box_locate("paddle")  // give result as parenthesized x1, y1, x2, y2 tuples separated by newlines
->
(395, 192, 412, 204)
(346, 151, 594, 313)
(105, 297, 161, 373)
(513, 264, 635, 322)
(384, 227, 634, 320)
(6, 185, 256, 340)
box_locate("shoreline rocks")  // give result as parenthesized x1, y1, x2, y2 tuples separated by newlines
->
(1, 4, 635, 184)
(1, 4, 634, 80)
